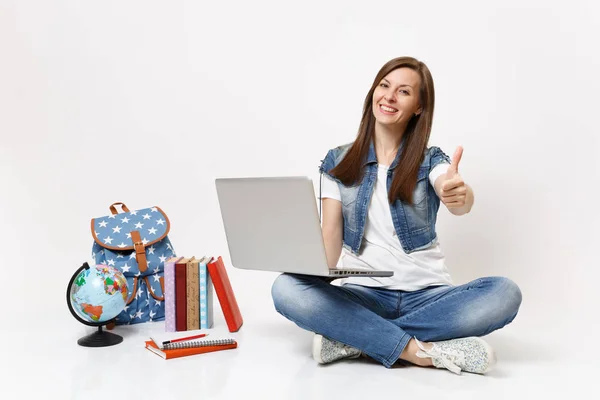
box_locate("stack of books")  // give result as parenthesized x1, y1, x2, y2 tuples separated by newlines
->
(164, 255, 243, 333)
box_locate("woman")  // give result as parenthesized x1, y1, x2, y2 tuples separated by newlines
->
(271, 56, 522, 375)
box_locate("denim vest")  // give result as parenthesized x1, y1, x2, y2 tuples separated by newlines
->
(319, 140, 450, 255)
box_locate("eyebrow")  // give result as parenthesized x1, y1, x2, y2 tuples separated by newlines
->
(382, 78, 413, 88)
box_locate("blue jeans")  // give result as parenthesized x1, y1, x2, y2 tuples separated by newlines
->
(271, 274, 522, 368)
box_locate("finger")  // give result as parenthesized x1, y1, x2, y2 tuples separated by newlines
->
(442, 192, 466, 201)
(442, 186, 467, 197)
(442, 195, 466, 204)
(442, 178, 465, 192)
(447, 146, 463, 176)
(444, 198, 466, 208)
(442, 196, 465, 204)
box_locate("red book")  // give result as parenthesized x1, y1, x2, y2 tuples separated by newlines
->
(174, 257, 191, 331)
(207, 256, 243, 332)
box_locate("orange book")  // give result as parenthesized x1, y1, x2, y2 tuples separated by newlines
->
(145, 338, 237, 360)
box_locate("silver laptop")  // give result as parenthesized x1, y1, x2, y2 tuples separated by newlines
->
(215, 176, 393, 278)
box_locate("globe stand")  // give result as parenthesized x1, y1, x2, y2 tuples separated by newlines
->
(67, 262, 126, 348)
(77, 325, 123, 347)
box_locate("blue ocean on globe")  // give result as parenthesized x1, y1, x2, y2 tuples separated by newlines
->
(69, 264, 128, 323)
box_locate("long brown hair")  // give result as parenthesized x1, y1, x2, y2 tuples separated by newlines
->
(330, 56, 435, 204)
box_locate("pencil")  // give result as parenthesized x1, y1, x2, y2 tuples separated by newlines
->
(162, 333, 208, 345)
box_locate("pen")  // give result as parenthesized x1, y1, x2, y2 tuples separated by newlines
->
(162, 333, 208, 345)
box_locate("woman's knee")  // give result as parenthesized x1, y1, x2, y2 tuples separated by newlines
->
(485, 276, 523, 322)
(271, 273, 311, 314)
(496, 277, 522, 310)
(271, 274, 292, 306)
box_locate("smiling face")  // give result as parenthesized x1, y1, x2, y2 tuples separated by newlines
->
(372, 67, 422, 130)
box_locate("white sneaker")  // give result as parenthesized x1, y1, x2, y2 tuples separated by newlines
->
(312, 334, 362, 364)
(415, 336, 496, 375)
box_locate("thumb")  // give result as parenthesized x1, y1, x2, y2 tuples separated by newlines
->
(447, 146, 463, 176)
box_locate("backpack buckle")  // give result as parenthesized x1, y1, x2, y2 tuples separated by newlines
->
(134, 241, 144, 254)
(130, 231, 148, 273)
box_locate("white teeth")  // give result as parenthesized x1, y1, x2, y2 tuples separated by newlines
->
(380, 105, 397, 112)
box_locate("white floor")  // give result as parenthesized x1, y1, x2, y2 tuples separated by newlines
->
(4, 296, 597, 400)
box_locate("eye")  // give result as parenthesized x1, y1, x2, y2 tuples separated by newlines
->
(399, 90, 410, 95)
(379, 83, 389, 88)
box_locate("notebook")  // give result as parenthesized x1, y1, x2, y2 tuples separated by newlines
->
(145, 338, 238, 360)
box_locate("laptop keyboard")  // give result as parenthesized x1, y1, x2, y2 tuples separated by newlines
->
(330, 270, 373, 275)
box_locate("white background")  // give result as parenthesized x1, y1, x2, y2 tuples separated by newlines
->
(1, 0, 599, 397)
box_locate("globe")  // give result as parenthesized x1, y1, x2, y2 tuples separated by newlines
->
(69, 264, 128, 323)
(66, 262, 128, 346)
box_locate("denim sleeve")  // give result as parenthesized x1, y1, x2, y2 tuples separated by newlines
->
(428, 146, 451, 171)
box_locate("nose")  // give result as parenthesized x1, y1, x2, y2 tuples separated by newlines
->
(384, 89, 396, 103)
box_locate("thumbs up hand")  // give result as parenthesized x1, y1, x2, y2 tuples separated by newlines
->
(440, 146, 468, 209)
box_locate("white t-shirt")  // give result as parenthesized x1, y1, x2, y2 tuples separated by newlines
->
(321, 163, 454, 291)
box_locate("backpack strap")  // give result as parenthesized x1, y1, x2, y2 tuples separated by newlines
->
(145, 276, 165, 301)
(130, 230, 148, 273)
(125, 277, 138, 305)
